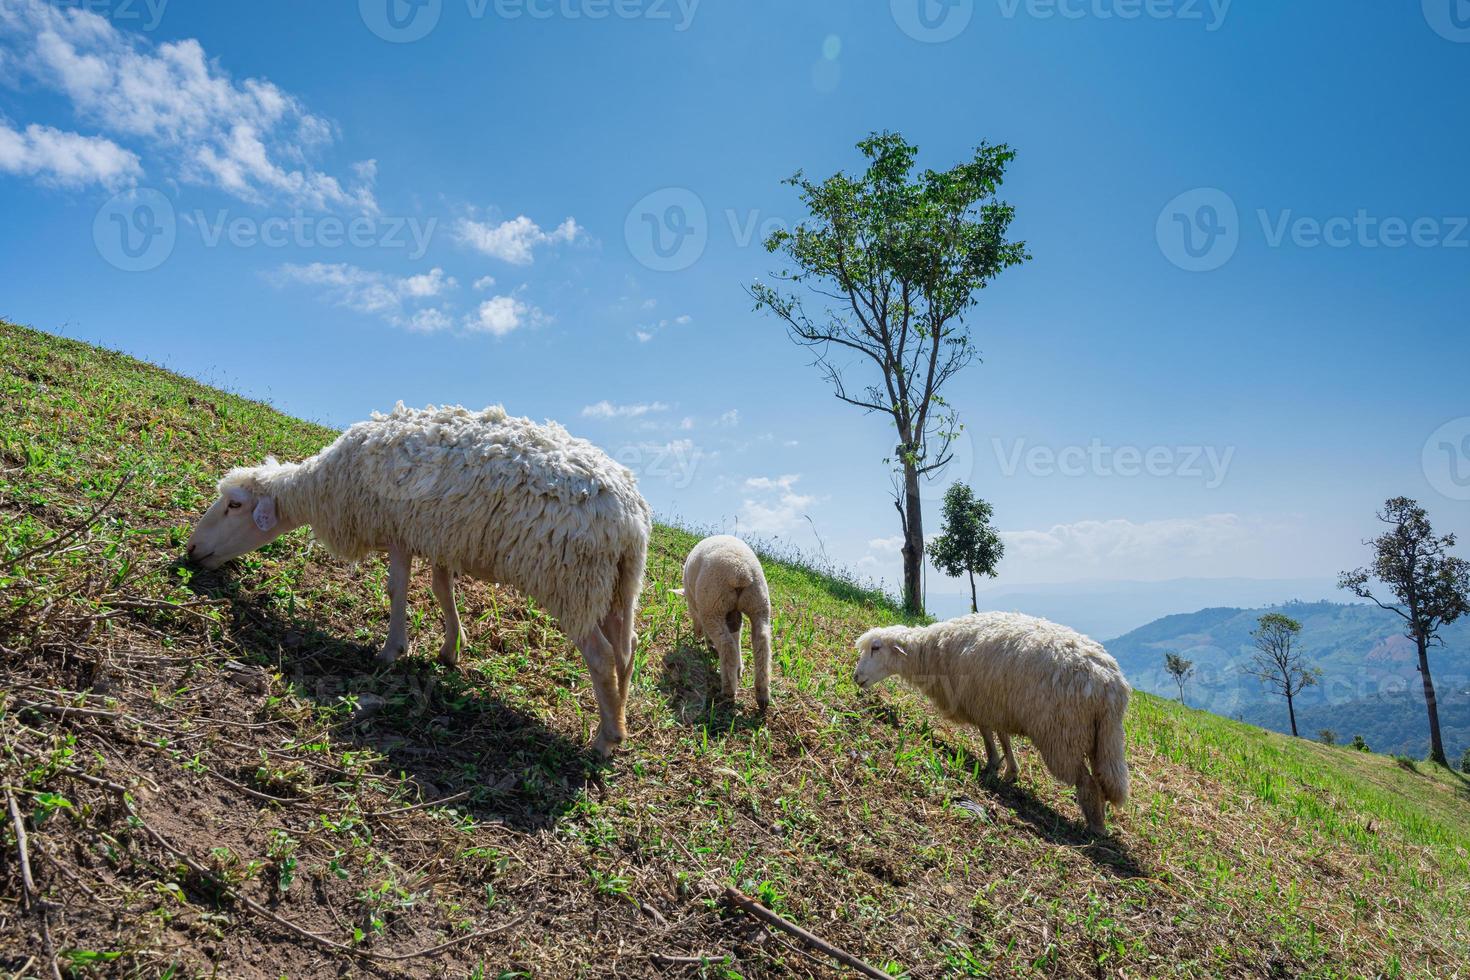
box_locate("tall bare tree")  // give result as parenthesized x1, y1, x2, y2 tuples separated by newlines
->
(1340, 497, 1470, 766)
(750, 132, 1029, 614)
(1245, 612, 1319, 738)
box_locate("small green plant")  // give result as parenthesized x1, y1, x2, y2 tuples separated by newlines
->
(1350, 734, 1370, 752)
(266, 830, 299, 894)
(1393, 755, 1419, 773)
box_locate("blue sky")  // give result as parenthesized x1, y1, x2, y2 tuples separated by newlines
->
(2, 0, 1467, 607)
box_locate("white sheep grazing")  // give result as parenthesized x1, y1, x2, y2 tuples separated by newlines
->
(673, 535, 773, 710)
(185, 403, 652, 757)
(853, 612, 1130, 833)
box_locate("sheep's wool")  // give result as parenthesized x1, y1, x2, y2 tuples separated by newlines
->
(859, 612, 1131, 808)
(222, 404, 651, 641)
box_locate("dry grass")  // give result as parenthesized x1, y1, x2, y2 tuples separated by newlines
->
(2, 321, 1468, 978)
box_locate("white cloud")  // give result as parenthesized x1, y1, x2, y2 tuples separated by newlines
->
(0, 1, 374, 209)
(717, 409, 740, 427)
(679, 417, 695, 430)
(472, 275, 496, 291)
(1000, 514, 1248, 566)
(0, 120, 139, 187)
(633, 313, 692, 343)
(269, 262, 456, 332)
(739, 474, 815, 535)
(867, 535, 904, 554)
(455, 214, 583, 265)
(465, 294, 544, 337)
(582, 400, 670, 420)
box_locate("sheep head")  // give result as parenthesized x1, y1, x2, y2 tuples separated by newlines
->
(852, 627, 910, 690)
(186, 465, 286, 569)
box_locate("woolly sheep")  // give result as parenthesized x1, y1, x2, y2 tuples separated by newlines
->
(853, 612, 1130, 832)
(673, 535, 773, 710)
(185, 403, 652, 757)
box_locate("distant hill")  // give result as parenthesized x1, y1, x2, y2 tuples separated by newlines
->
(929, 576, 1351, 640)
(1107, 601, 1470, 758)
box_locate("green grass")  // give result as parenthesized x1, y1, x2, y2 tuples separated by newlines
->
(2, 319, 1469, 977)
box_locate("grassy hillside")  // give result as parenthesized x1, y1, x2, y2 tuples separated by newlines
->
(1109, 602, 1470, 758)
(2, 320, 1469, 977)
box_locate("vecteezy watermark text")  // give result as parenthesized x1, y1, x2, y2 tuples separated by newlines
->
(359, 0, 699, 42)
(891, 0, 1230, 42)
(1158, 187, 1470, 272)
(92, 188, 440, 271)
(49, 0, 169, 30)
(993, 438, 1235, 488)
(192, 210, 437, 259)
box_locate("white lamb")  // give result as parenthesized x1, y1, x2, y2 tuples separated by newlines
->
(673, 535, 773, 710)
(185, 404, 652, 757)
(853, 612, 1130, 833)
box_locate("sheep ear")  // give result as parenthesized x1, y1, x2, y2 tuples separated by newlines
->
(893, 643, 910, 658)
(253, 496, 278, 532)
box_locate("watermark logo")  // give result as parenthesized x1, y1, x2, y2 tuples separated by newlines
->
(993, 437, 1235, 488)
(93, 188, 176, 272)
(891, 0, 974, 42)
(994, 0, 1231, 31)
(1157, 187, 1239, 272)
(625, 187, 708, 272)
(53, 0, 169, 30)
(1258, 210, 1469, 250)
(612, 439, 703, 489)
(191, 210, 437, 259)
(360, 0, 443, 42)
(1424, 417, 1470, 501)
(1423, 0, 1470, 42)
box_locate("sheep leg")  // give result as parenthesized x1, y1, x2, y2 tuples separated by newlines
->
(601, 607, 632, 703)
(998, 733, 1019, 782)
(701, 609, 742, 703)
(432, 565, 464, 667)
(375, 546, 413, 665)
(576, 626, 625, 758)
(749, 611, 772, 712)
(979, 729, 1001, 777)
(1077, 768, 1107, 834)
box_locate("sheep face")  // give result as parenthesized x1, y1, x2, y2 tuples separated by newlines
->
(852, 628, 909, 690)
(186, 485, 282, 569)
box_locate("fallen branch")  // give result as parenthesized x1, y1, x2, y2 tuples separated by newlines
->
(722, 886, 889, 980)
(5, 790, 36, 906)
(3, 472, 132, 573)
(651, 952, 732, 967)
(367, 790, 470, 817)
(7, 790, 62, 980)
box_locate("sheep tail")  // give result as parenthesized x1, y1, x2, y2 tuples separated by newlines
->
(1091, 695, 1130, 807)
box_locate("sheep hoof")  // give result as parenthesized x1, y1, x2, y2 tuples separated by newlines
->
(756, 694, 770, 712)
(591, 732, 624, 758)
(375, 642, 406, 665)
(438, 637, 464, 667)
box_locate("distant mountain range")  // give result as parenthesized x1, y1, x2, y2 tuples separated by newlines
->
(929, 577, 1350, 640)
(1105, 601, 1470, 760)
